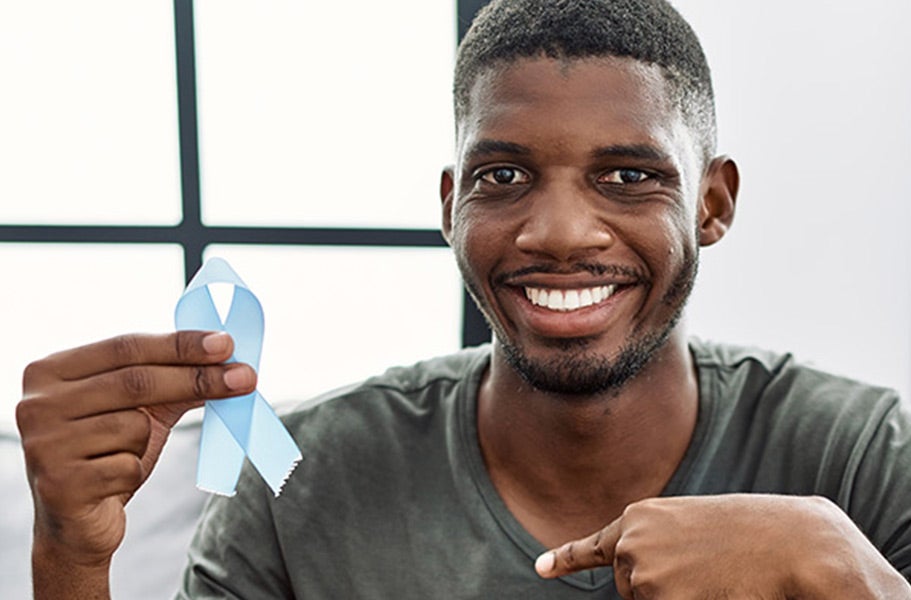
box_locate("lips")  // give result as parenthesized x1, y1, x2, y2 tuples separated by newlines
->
(524, 285, 617, 312)
(496, 264, 644, 338)
(509, 281, 631, 339)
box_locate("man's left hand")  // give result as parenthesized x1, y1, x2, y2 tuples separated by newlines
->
(534, 494, 910, 599)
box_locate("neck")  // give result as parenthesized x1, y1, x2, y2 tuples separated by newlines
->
(476, 326, 699, 546)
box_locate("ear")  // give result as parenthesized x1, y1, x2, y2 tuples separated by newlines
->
(698, 156, 739, 247)
(440, 166, 455, 245)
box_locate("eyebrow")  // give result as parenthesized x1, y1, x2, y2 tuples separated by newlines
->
(462, 139, 531, 162)
(591, 144, 672, 162)
(463, 140, 672, 164)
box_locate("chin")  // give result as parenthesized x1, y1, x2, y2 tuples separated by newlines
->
(498, 327, 673, 397)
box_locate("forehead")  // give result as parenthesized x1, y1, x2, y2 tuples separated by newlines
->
(458, 56, 690, 161)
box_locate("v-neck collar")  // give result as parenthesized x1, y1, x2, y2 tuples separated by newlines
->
(454, 342, 717, 591)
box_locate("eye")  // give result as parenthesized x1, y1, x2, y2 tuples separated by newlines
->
(479, 166, 530, 185)
(599, 168, 652, 184)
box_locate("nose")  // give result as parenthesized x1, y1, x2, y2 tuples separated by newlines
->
(514, 186, 614, 262)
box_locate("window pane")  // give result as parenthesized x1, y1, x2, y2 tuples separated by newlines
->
(0, 2, 181, 225)
(196, 0, 456, 228)
(0, 244, 185, 428)
(203, 245, 463, 406)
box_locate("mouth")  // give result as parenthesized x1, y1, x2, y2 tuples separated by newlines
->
(496, 264, 644, 338)
(524, 285, 617, 312)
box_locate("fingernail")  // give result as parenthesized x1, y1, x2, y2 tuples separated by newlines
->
(535, 551, 555, 574)
(224, 366, 254, 390)
(202, 332, 230, 355)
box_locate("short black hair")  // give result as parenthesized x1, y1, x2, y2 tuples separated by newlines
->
(454, 0, 717, 163)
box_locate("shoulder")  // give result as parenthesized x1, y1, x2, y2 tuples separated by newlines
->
(690, 336, 900, 417)
(689, 336, 792, 376)
(689, 336, 904, 470)
(280, 344, 490, 450)
(685, 338, 910, 501)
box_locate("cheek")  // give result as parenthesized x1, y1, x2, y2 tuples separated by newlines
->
(628, 209, 694, 258)
(663, 227, 699, 281)
(662, 216, 699, 262)
(450, 207, 513, 272)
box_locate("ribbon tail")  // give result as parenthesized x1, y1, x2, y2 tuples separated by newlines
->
(196, 404, 246, 497)
(244, 392, 302, 497)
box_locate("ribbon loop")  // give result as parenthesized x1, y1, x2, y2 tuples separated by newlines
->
(175, 257, 301, 497)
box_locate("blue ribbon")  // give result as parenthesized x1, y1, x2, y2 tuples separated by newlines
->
(174, 257, 301, 497)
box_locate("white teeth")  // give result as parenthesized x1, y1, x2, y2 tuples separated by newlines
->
(547, 290, 562, 310)
(524, 285, 617, 312)
(579, 289, 593, 307)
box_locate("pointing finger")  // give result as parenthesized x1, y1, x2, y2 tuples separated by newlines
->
(535, 516, 623, 578)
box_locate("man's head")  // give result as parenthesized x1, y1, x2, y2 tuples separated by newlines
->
(454, 0, 717, 166)
(442, 0, 738, 396)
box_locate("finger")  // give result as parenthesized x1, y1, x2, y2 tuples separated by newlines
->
(68, 362, 256, 418)
(31, 331, 234, 382)
(613, 554, 634, 600)
(22, 410, 152, 468)
(535, 517, 623, 578)
(34, 452, 145, 509)
(71, 410, 153, 459)
(77, 452, 148, 503)
(20, 362, 256, 423)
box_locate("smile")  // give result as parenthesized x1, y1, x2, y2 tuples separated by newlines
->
(524, 285, 617, 312)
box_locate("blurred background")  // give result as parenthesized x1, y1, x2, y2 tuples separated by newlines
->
(1, 0, 909, 450)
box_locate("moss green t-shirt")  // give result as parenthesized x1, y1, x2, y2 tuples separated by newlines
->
(179, 339, 911, 598)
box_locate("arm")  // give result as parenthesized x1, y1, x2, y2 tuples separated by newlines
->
(535, 494, 911, 599)
(17, 331, 257, 600)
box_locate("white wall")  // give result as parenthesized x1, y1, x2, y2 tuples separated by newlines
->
(675, 1, 911, 398)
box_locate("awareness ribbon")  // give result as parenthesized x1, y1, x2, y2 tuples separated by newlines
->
(174, 257, 301, 497)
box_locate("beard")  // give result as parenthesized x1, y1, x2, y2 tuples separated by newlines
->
(471, 244, 699, 397)
(499, 328, 668, 396)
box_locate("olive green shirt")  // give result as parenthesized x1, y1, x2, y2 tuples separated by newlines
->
(179, 339, 911, 598)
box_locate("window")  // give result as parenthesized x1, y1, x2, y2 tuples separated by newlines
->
(0, 0, 490, 429)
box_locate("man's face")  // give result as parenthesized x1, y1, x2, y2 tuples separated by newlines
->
(442, 56, 713, 396)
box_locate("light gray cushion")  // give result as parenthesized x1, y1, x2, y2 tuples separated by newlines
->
(1, 421, 208, 599)
(0, 429, 33, 599)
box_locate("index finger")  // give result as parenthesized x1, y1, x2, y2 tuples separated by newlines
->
(39, 331, 234, 381)
(535, 517, 622, 579)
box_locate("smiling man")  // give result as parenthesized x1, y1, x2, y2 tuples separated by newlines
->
(17, 0, 911, 598)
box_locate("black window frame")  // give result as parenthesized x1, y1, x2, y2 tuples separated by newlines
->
(0, 0, 491, 347)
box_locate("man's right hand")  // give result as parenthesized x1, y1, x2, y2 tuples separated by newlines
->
(16, 331, 257, 599)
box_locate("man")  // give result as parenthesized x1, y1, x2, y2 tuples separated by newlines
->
(17, 0, 911, 597)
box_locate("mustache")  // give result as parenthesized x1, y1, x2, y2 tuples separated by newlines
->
(495, 262, 648, 285)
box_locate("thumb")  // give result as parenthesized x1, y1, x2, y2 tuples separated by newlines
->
(534, 517, 622, 578)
